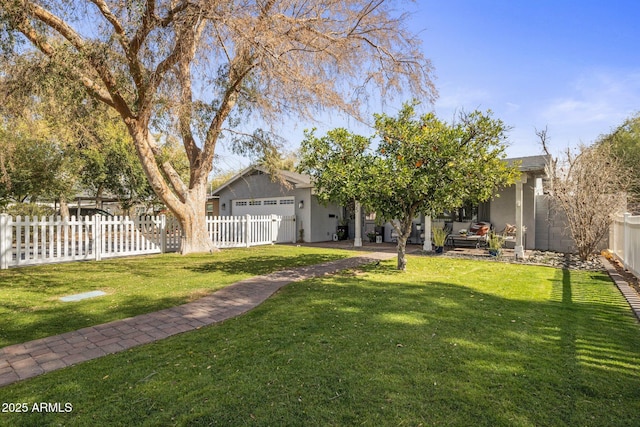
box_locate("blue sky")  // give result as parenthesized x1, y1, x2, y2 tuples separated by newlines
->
(416, 0, 640, 158)
(216, 0, 640, 171)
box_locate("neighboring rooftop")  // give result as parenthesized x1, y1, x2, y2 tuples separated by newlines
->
(507, 155, 549, 174)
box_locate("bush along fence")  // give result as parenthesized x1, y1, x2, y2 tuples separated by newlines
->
(0, 214, 296, 269)
(610, 212, 640, 278)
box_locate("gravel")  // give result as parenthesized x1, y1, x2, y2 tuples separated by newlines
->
(440, 250, 606, 271)
(517, 251, 605, 271)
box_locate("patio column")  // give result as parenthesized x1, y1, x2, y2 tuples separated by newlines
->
(422, 215, 432, 252)
(514, 174, 527, 259)
(354, 201, 363, 247)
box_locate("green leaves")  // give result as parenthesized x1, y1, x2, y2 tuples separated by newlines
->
(299, 101, 520, 269)
(298, 128, 372, 207)
(598, 113, 640, 208)
(366, 102, 519, 219)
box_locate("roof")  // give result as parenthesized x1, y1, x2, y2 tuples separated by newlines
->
(507, 155, 549, 174)
(211, 165, 312, 195)
(212, 156, 549, 195)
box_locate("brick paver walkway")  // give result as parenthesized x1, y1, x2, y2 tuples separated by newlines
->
(0, 252, 395, 388)
(600, 255, 640, 322)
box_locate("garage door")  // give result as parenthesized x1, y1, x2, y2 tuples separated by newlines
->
(232, 197, 295, 216)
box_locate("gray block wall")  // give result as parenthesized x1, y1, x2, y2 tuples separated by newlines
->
(535, 195, 576, 253)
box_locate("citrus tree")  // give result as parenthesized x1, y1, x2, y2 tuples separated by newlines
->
(300, 102, 519, 270)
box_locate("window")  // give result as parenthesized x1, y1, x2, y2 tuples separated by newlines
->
(235, 201, 247, 206)
(263, 200, 278, 205)
(279, 199, 294, 205)
(249, 200, 261, 206)
(437, 204, 478, 222)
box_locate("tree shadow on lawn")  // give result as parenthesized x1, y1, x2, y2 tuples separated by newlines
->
(0, 251, 350, 347)
(6, 264, 640, 426)
(186, 253, 349, 276)
(0, 293, 196, 348)
(179, 265, 640, 426)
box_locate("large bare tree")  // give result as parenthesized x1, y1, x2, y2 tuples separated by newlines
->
(540, 129, 631, 260)
(0, 0, 435, 253)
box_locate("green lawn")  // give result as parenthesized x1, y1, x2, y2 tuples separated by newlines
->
(0, 245, 352, 347)
(1, 255, 640, 426)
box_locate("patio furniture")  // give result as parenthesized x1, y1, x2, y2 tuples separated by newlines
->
(446, 221, 492, 248)
(500, 223, 526, 249)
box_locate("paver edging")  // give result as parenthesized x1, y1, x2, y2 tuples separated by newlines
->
(600, 255, 640, 322)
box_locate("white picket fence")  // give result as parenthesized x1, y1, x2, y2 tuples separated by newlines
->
(610, 213, 640, 278)
(0, 214, 296, 269)
(207, 214, 296, 248)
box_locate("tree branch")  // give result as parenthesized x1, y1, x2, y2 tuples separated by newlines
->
(22, 2, 131, 115)
(89, 0, 148, 99)
(13, 12, 117, 108)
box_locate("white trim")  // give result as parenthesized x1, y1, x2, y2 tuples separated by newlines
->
(233, 197, 295, 216)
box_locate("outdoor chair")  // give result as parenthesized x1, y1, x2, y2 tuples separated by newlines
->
(499, 224, 526, 249)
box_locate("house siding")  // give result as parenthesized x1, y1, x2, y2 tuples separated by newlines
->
(215, 171, 339, 243)
(217, 172, 297, 214)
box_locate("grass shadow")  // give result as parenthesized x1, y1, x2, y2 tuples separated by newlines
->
(0, 293, 196, 348)
(2, 257, 640, 426)
(0, 247, 352, 346)
(187, 253, 349, 275)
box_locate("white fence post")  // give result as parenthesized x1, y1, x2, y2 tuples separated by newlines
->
(629, 214, 640, 278)
(610, 215, 617, 257)
(292, 217, 297, 243)
(623, 212, 631, 272)
(271, 214, 277, 243)
(245, 214, 251, 248)
(93, 214, 102, 261)
(160, 215, 167, 253)
(0, 214, 10, 269)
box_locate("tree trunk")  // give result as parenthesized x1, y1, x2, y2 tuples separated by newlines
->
(174, 183, 218, 254)
(58, 198, 70, 219)
(125, 126, 218, 255)
(396, 233, 408, 270)
(394, 219, 413, 271)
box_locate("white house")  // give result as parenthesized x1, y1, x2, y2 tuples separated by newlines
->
(212, 156, 575, 252)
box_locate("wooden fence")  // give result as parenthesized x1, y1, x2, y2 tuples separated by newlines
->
(0, 214, 296, 269)
(610, 213, 640, 278)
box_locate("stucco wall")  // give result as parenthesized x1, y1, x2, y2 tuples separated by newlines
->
(535, 195, 613, 254)
(309, 197, 342, 242)
(535, 195, 577, 253)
